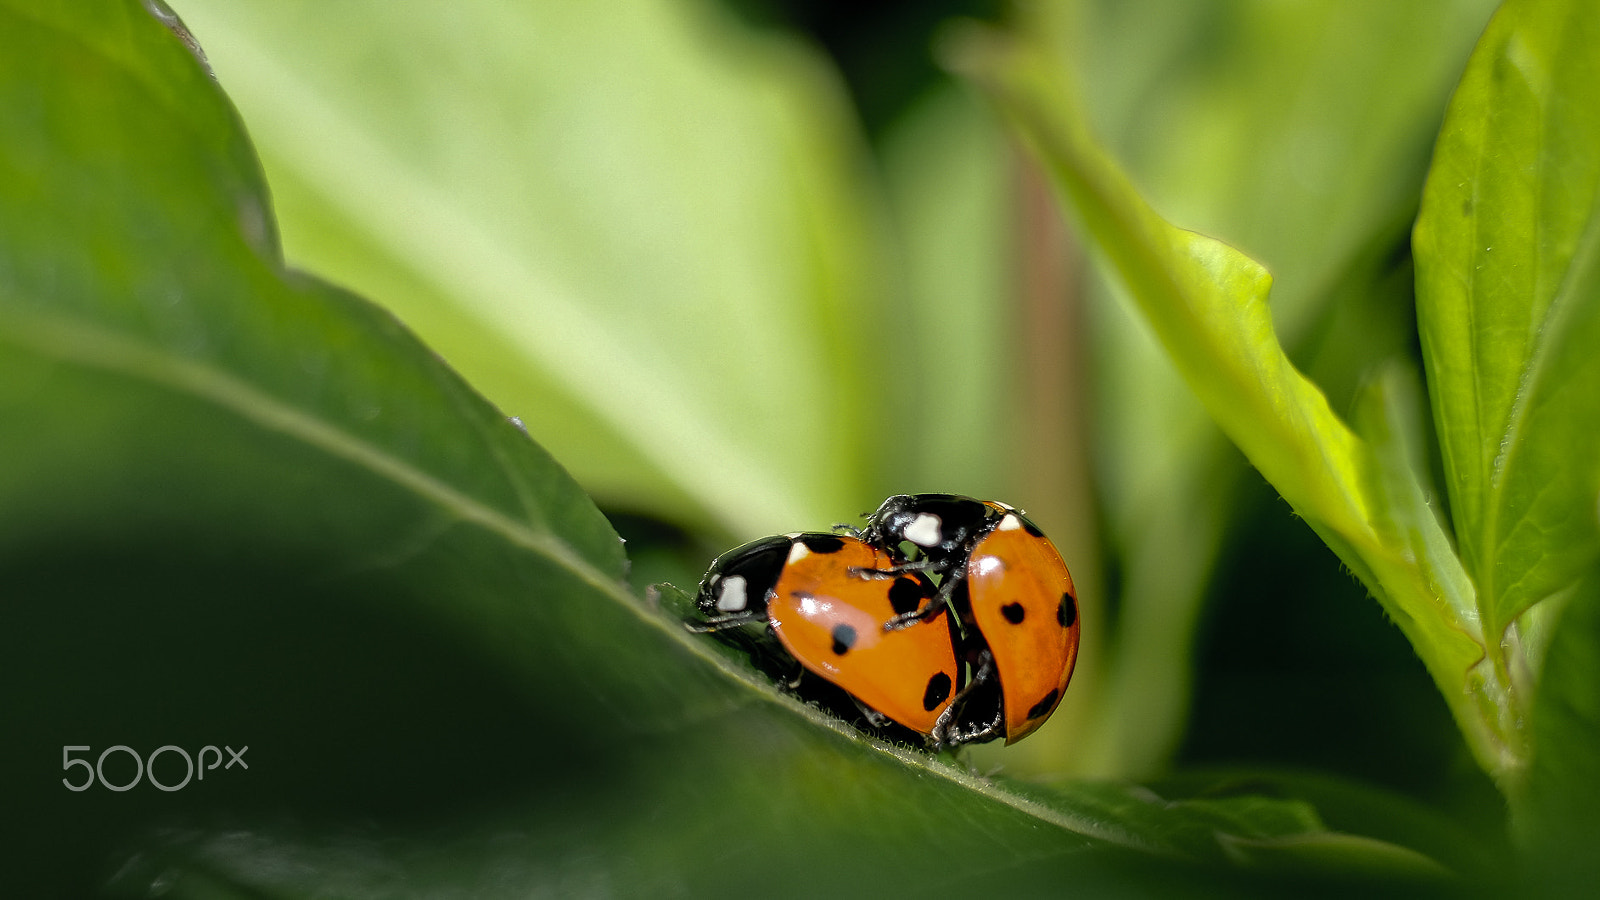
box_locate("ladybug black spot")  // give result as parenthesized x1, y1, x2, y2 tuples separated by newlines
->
(923, 672, 953, 711)
(1020, 517, 1044, 538)
(887, 577, 924, 616)
(1026, 688, 1060, 721)
(1058, 591, 1077, 628)
(802, 534, 846, 554)
(1001, 602, 1026, 624)
(830, 624, 857, 655)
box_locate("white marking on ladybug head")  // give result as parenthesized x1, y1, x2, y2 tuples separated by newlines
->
(716, 575, 749, 612)
(998, 514, 1023, 532)
(787, 541, 811, 564)
(904, 512, 943, 547)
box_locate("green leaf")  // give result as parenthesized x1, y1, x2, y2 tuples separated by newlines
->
(1413, 0, 1600, 759)
(1350, 366, 1469, 640)
(1156, 768, 1508, 885)
(169, 0, 894, 536)
(960, 21, 1504, 779)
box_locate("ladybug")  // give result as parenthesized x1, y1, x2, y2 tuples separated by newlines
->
(856, 494, 1080, 745)
(687, 532, 968, 743)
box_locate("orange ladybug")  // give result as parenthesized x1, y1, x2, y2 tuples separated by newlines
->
(859, 494, 1080, 745)
(689, 533, 964, 741)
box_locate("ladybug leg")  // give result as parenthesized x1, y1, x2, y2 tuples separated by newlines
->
(930, 650, 1002, 749)
(946, 706, 1004, 748)
(881, 565, 967, 631)
(778, 656, 808, 690)
(848, 697, 895, 731)
(880, 597, 946, 630)
(842, 558, 949, 631)
(830, 522, 866, 537)
(932, 564, 968, 605)
(682, 610, 765, 633)
(847, 559, 935, 578)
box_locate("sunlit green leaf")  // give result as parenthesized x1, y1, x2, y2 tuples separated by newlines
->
(1413, 0, 1600, 699)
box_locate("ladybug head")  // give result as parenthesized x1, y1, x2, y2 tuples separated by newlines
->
(694, 534, 793, 618)
(862, 493, 997, 566)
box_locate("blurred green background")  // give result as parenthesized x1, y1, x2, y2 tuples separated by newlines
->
(170, 0, 1502, 819)
(4, 0, 1536, 894)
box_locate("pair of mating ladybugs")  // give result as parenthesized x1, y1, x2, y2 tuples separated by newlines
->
(688, 494, 1079, 749)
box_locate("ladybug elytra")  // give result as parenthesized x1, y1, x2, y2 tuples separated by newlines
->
(690, 532, 964, 740)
